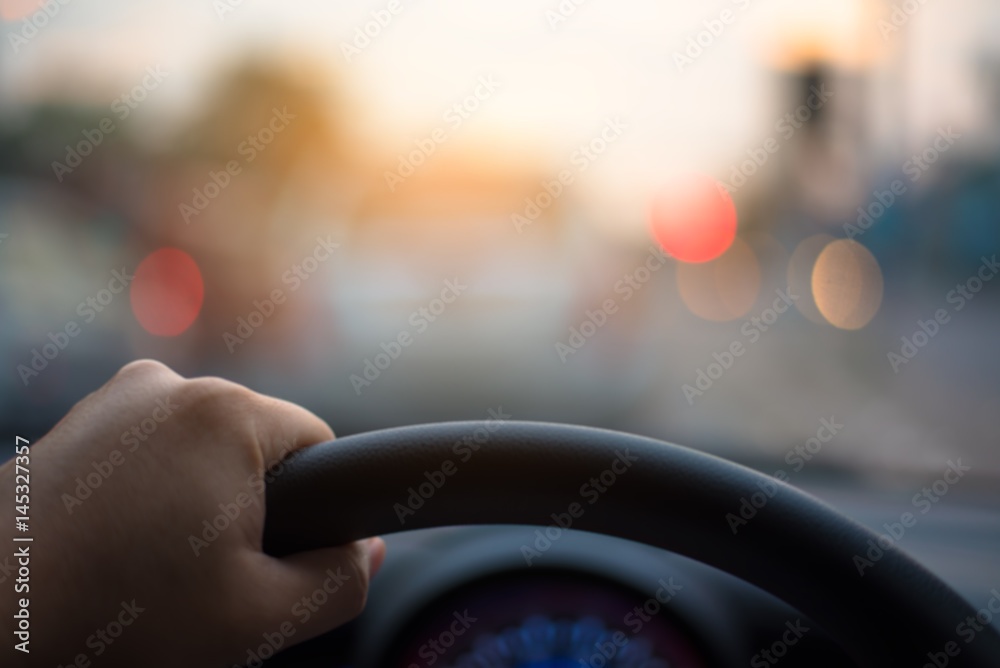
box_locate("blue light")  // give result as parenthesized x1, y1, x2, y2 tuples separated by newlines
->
(448, 616, 661, 668)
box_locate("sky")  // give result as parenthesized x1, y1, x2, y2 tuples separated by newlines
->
(1, 0, 998, 211)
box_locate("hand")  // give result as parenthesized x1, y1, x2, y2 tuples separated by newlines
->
(0, 359, 384, 667)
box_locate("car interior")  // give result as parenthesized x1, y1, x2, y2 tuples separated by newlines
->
(2, 1, 1000, 666)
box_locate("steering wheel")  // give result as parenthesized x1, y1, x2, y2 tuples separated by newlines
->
(262, 421, 1000, 667)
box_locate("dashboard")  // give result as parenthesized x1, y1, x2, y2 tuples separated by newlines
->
(263, 526, 857, 667)
(386, 570, 705, 668)
(257, 472, 1000, 668)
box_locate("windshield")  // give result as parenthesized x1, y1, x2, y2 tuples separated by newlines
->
(2, 0, 998, 478)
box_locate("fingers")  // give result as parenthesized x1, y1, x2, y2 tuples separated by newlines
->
(158, 363, 335, 469)
(76, 359, 182, 420)
(243, 538, 386, 645)
(249, 393, 336, 468)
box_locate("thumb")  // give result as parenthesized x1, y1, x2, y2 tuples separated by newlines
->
(245, 538, 386, 646)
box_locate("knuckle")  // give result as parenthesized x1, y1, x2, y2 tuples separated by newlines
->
(183, 376, 257, 409)
(99, 360, 182, 408)
(178, 376, 263, 454)
(113, 358, 175, 382)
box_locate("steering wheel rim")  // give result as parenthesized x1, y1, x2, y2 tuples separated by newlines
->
(263, 420, 1000, 667)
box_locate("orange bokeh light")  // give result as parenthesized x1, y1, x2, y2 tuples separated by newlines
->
(812, 239, 883, 330)
(649, 173, 737, 264)
(787, 234, 836, 325)
(130, 248, 204, 337)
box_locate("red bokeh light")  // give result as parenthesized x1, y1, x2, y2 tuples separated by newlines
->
(648, 173, 738, 264)
(130, 248, 204, 337)
(0, 0, 43, 21)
